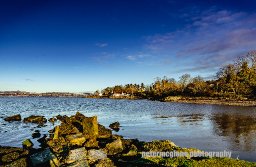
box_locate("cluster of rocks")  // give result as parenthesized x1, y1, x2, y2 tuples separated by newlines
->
(4, 114, 47, 125)
(43, 112, 145, 166)
(2, 112, 255, 167)
(2, 112, 154, 166)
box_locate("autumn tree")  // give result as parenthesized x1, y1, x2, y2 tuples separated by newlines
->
(179, 74, 191, 94)
(184, 76, 208, 96)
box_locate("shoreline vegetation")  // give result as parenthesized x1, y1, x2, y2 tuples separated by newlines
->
(94, 51, 256, 106)
(1, 112, 256, 166)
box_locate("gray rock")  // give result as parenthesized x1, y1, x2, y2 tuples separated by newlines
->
(66, 147, 87, 164)
(30, 148, 59, 167)
(87, 149, 107, 164)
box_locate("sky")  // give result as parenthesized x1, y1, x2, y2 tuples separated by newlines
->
(0, 0, 256, 92)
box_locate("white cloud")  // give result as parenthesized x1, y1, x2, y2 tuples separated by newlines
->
(145, 8, 256, 73)
(95, 43, 108, 48)
(126, 55, 136, 61)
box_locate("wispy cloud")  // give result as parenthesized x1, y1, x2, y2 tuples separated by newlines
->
(92, 52, 116, 64)
(95, 43, 108, 48)
(126, 53, 151, 61)
(25, 78, 34, 82)
(126, 55, 136, 61)
(146, 8, 256, 74)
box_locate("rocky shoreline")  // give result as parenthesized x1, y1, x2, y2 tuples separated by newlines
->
(1, 113, 256, 167)
(95, 96, 256, 107)
(164, 96, 256, 107)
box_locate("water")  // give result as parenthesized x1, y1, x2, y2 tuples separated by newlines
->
(0, 97, 256, 161)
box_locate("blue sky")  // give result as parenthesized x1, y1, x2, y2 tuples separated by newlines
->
(0, 0, 256, 92)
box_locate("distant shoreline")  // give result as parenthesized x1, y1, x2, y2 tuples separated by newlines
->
(1, 95, 256, 107)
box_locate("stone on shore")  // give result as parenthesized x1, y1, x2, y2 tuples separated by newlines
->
(4, 158, 27, 167)
(65, 148, 89, 167)
(29, 148, 59, 167)
(32, 130, 41, 138)
(87, 149, 107, 164)
(109, 121, 120, 131)
(0, 146, 29, 166)
(84, 138, 99, 148)
(23, 115, 47, 125)
(72, 112, 99, 138)
(65, 147, 87, 164)
(143, 140, 177, 152)
(47, 112, 100, 154)
(98, 124, 112, 139)
(22, 139, 33, 149)
(122, 144, 138, 156)
(66, 133, 86, 146)
(37, 134, 48, 148)
(47, 137, 68, 153)
(2, 112, 256, 167)
(4, 114, 21, 122)
(48, 117, 57, 124)
(104, 138, 123, 155)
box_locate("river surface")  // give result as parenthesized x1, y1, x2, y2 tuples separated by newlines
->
(0, 97, 256, 161)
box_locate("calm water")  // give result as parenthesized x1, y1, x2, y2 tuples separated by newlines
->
(0, 97, 256, 161)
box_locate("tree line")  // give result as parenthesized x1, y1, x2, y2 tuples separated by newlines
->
(97, 51, 256, 100)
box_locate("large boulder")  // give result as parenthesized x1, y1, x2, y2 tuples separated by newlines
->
(65, 148, 89, 167)
(53, 112, 98, 139)
(47, 137, 68, 154)
(29, 148, 59, 167)
(98, 124, 112, 139)
(104, 138, 123, 155)
(23, 115, 47, 125)
(122, 144, 138, 157)
(87, 149, 107, 164)
(71, 112, 98, 138)
(57, 123, 80, 136)
(66, 133, 87, 146)
(0, 146, 29, 166)
(72, 113, 99, 148)
(48, 112, 100, 153)
(4, 114, 21, 122)
(84, 138, 99, 148)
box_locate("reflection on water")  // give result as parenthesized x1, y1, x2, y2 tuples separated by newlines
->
(0, 97, 256, 161)
(177, 114, 205, 124)
(212, 112, 256, 152)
